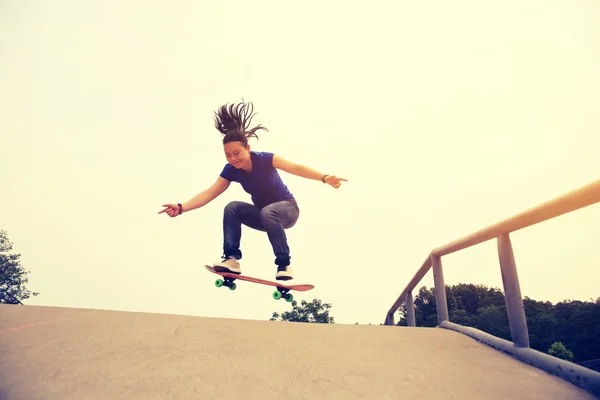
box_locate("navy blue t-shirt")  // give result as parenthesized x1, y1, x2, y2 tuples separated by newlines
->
(219, 151, 295, 209)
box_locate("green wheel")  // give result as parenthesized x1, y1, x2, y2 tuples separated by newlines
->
(285, 293, 294, 303)
(229, 282, 237, 291)
(215, 279, 224, 287)
(272, 290, 282, 300)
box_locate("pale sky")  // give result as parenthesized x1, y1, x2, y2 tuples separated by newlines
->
(1, 0, 599, 325)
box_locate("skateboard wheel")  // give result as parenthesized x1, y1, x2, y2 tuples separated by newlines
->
(215, 279, 224, 288)
(272, 290, 282, 300)
(229, 282, 237, 291)
(285, 293, 293, 303)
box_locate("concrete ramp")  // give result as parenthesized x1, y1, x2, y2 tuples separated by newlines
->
(0, 304, 595, 399)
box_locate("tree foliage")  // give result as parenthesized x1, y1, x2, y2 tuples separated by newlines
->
(270, 298, 334, 323)
(548, 342, 574, 361)
(396, 283, 600, 363)
(0, 230, 39, 304)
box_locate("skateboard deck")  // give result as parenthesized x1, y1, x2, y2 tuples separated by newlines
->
(204, 265, 314, 302)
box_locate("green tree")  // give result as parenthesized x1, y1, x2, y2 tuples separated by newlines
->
(396, 284, 505, 328)
(0, 230, 39, 304)
(449, 283, 505, 314)
(450, 309, 475, 326)
(270, 298, 334, 323)
(475, 304, 511, 341)
(395, 302, 409, 326)
(523, 297, 558, 352)
(548, 341, 574, 361)
(413, 286, 438, 327)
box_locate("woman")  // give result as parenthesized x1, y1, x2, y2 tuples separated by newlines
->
(159, 101, 347, 281)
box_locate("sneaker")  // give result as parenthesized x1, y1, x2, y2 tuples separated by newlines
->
(213, 257, 241, 274)
(276, 265, 293, 281)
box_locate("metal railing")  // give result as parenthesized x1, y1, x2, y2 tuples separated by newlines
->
(383, 178, 600, 396)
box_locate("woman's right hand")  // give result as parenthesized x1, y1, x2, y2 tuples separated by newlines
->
(158, 203, 182, 218)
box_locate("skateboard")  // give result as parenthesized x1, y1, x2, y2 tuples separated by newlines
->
(204, 265, 314, 303)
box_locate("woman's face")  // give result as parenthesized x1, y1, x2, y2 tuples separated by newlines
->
(224, 141, 251, 169)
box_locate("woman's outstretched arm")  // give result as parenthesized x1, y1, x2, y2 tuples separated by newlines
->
(158, 176, 231, 217)
(273, 154, 347, 189)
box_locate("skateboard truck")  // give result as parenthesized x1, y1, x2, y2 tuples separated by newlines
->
(214, 276, 237, 291)
(214, 276, 293, 302)
(272, 288, 293, 303)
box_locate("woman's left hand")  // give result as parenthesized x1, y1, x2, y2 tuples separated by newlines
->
(324, 175, 348, 189)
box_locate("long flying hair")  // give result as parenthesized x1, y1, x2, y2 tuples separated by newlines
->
(213, 100, 268, 146)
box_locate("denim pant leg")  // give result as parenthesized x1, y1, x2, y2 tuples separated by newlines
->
(222, 201, 263, 260)
(259, 200, 300, 267)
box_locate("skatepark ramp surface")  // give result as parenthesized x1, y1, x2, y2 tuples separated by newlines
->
(0, 304, 597, 400)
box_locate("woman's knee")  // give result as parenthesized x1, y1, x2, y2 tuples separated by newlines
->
(259, 206, 279, 225)
(260, 202, 298, 228)
(224, 200, 244, 214)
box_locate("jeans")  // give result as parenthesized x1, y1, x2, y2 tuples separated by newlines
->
(222, 199, 300, 267)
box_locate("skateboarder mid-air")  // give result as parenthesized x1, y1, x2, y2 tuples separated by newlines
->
(159, 100, 347, 281)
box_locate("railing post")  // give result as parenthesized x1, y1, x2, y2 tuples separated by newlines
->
(431, 254, 449, 324)
(407, 291, 416, 327)
(497, 233, 530, 348)
(385, 313, 394, 326)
